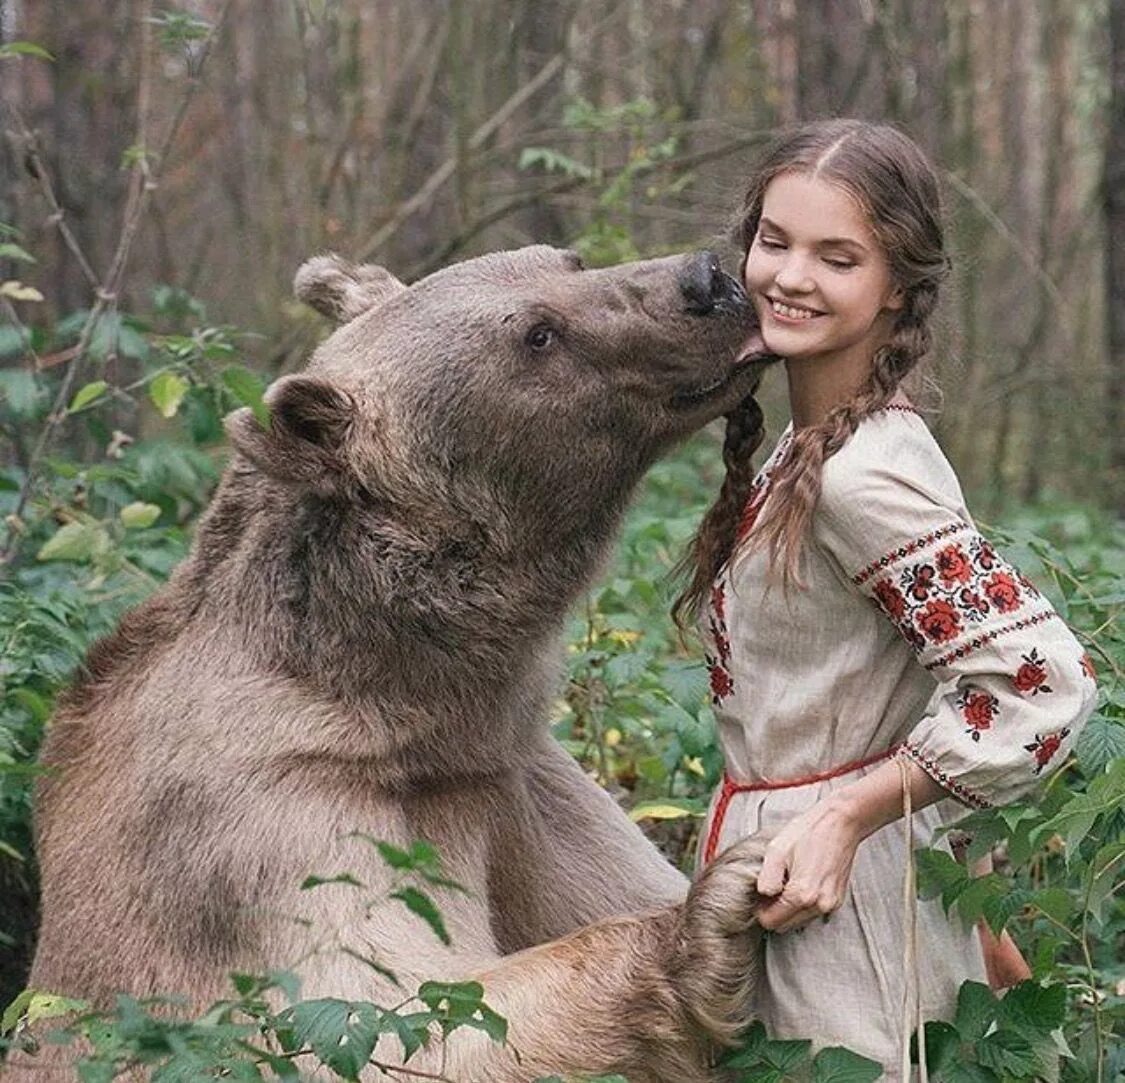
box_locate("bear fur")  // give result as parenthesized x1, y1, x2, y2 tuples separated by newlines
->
(15, 246, 773, 1082)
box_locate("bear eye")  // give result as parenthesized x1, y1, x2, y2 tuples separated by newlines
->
(526, 323, 557, 351)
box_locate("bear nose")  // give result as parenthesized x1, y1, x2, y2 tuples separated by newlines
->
(679, 251, 742, 315)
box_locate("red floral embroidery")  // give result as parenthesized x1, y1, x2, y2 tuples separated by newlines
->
(917, 599, 961, 644)
(710, 583, 727, 625)
(983, 571, 1022, 614)
(1012, 649, 1052, 696)
(936, 544, 972, 585)
(709, 664, 734, 701)
(858, 526, 1048, 666)
(1080, 654, 1097, 681)
(873, 578, 906, 621)
(1025, 728, 1070, 774)
(958, 688, 999, 741)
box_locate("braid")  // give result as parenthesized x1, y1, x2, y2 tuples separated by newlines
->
(672, 395, 766, 627)
(754, 283, 938, 584)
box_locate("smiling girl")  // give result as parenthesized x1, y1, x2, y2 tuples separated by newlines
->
(675, 119, 1097, 1074)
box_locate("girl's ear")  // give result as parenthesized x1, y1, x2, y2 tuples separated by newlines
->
(884, 284, 906, 312)
(225, 374, 358, 493)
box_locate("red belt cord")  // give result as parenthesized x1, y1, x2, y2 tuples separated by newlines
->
(701, 744, 902, 865)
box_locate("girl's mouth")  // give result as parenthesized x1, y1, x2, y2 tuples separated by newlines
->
(766, 297, 824, 322)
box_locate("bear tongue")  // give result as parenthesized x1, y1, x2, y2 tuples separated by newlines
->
(736, 328, 768, 364)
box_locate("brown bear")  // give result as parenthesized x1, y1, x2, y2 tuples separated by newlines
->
(14, 246, 774, 1082)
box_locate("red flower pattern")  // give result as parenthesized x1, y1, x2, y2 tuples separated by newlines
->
(936, 544, 972, 585)
(1080, 654, 1097, 681)
(709, 664, 734, 702)
(1025, 728, 1070, 774)
(1012, 649, 1052, 696)
(984, 571, 1022, 614)
(873, 578, 906, 621)
(958, 688, 999, 741)
(916, 599, 961, 644)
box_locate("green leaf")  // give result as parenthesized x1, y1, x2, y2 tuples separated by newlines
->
(954, 981, 999, 1043)
(119, 502, 161, 529)
(149, 371, 189, 419)
(376, 1008, 430, 1061)
(628, 798, 704, 822)
(761, 1037, 813, 1071)
(391, 887, 450, 945)
(1086, 841, 1125, 923)
(37, 522, 111, 563)
(0, 242, 35, 263)
(1028, 887, 1073, 924)
(221, 366, 268, 425)
(0, 41, 55, 60)
(914, 1020, 961, 1074)
(998, 981, 1066, 1031)
(277, 998, 379, 1081)
(812, 1045, 884, 1082)
(1075, 715, 1125, 775)
(914, 848, 969, 907)
(299, 872, 364, 890)
(953, 874, 1010, 928)
(2, 990, 88, 1034)
(976, 1029, 1038, 1077)
(0, 368, 41, 416)
(415, 981, 506, 1044)
(68, 380, 108, 413)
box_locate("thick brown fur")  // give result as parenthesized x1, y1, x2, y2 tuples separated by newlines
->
(11, 247, 775, 1082)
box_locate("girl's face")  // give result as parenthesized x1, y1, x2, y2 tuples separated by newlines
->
(743, 171, 903, 372)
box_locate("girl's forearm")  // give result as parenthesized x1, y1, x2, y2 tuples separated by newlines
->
(824, 755, 949, 841)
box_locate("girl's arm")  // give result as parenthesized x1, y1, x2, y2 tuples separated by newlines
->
(755, 756, 943, 931)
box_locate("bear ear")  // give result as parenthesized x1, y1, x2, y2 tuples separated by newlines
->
(225, 374, 357, 490)
(294, 254, 406, 324)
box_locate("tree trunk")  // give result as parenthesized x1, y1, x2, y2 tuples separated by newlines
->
(1106, 0, 1125, 516)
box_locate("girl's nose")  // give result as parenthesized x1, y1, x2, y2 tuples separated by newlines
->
(774, 257, 814, 293)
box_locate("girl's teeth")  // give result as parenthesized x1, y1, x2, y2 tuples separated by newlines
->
(771, 299, 817, 320)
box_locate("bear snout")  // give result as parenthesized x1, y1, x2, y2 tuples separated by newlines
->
(678, 251, 748, 316)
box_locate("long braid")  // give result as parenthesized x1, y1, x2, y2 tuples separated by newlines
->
(754, 281, 940, 583)
(672, 395, 766, 626)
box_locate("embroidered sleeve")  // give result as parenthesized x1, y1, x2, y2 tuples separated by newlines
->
(815, 456, 1097, 809)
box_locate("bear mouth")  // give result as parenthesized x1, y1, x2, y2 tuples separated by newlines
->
(669, 335, 776, 409)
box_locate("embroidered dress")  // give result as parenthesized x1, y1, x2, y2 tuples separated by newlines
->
(699, 407, 1097, 1076)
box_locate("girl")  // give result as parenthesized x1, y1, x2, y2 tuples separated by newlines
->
(675, 119, 1097, 1074)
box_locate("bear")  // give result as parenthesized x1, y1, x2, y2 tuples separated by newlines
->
(12, 245, 775, 1082)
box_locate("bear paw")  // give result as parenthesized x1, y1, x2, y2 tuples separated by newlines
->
(670, 836, 767, 1047)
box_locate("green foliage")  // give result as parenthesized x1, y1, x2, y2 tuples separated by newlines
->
(520, 96, 682, 267)
(1, 848, 508, 1080)
(720, 1021, 883, 1082)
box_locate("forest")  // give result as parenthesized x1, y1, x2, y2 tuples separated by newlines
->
(0, 1, 1122, 1080)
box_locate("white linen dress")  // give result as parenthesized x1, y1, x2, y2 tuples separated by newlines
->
(698, 405, 1097, 1076)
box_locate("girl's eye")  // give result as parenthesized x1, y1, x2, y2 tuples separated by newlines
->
(824, 258, 855, 270)
(526, 324, 557, 351)
(758, 237, 785, 251)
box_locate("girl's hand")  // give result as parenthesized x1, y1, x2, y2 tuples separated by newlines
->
(755, 798, 865, 933)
